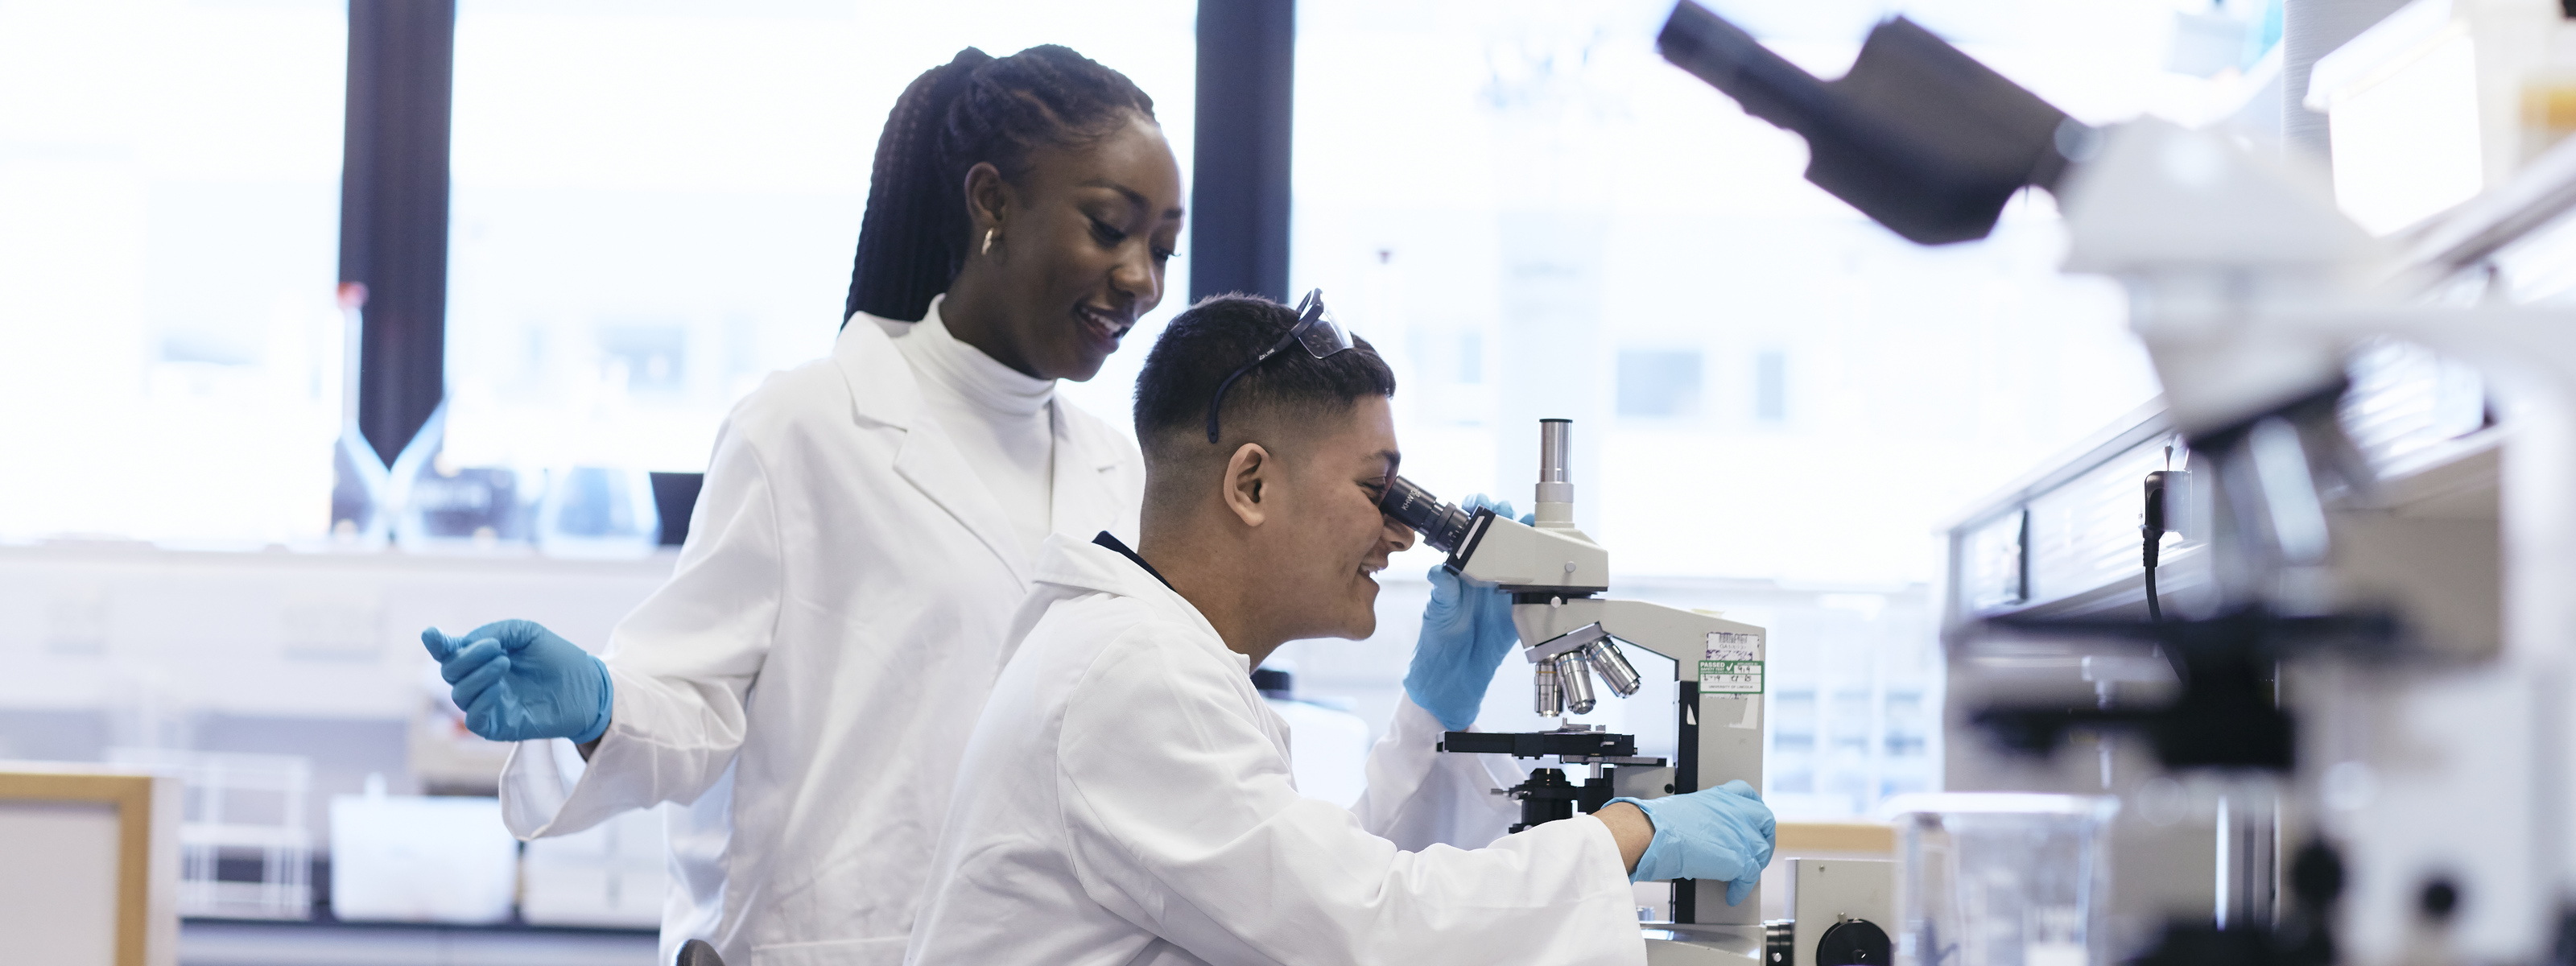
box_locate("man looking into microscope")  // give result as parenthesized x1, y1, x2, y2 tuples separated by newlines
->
(904, 293, 1774, 965)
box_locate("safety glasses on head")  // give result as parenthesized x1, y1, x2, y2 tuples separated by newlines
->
(1203, 289, 1355, 444)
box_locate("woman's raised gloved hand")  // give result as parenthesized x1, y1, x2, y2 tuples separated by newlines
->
(1402, 494, 1527, 731)
(1611, 779, 1777, 905)
(421, 619, 613, 744)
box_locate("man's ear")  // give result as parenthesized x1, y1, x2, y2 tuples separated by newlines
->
(1222, 443, 1269, 527)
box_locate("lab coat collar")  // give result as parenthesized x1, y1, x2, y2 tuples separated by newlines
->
(833, 307, 927, 431)
(1026, 533, 1245, 673)
(1048, 398, 1130, 542)
(831, 302, 1133, 588)
(1088, 530, 1173, 590)
(833, 302, 1034, 585)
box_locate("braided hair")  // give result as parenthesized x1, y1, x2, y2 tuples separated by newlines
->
(844, 45, 1158, 324)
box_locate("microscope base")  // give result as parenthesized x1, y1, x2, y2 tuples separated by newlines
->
(1641, 923, 1765, 964)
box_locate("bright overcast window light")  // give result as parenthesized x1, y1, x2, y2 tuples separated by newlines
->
(1616, 349, 1703, 419)
(439, 0, 1195, 475)
(0, 0, 349, 547)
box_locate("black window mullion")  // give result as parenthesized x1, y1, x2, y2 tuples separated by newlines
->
(338, 0, 456, 469)
(1191, 0, 1295, 303)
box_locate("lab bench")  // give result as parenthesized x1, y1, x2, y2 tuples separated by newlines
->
(180, 918, 656, 966)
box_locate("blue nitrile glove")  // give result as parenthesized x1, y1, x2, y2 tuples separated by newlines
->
(1612, 779, 1777, 904)
(1402, 494, 1526, 731)
(420, 619, 613, 744)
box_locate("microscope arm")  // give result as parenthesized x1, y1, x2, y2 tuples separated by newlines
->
(1514, 597, 1762, 669)
(1512, 596, 1769, 927)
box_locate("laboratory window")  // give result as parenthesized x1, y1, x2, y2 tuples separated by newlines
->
(1754, 349, 1789, 423)
(1287, 0, 2162, 592)
(0, 1, 349, 546)
(436, 0, 1199, 475)
(1615, 349, 1704, 419)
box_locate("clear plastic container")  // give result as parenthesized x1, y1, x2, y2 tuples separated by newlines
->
(1884, 794, 2119, 966)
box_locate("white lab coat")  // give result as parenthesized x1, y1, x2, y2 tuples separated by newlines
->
(497, 310, 1145, 966)
(902, 534, 1648, 966)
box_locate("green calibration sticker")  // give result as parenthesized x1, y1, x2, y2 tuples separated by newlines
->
(1701, 630, 1764, 694)
(1699, 660, 1764, 694)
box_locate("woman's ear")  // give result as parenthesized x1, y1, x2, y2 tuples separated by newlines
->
(963, 161, 1010, 238)
(1223, 443, 1269, 527)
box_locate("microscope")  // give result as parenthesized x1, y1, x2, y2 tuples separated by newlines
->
(1384, 419, 1775, 953)
(1653, 2, 2576, 964)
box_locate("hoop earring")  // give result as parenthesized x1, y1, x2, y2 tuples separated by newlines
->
(982, 229, 997, 256)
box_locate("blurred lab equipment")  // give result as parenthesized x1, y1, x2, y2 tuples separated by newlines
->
(330, 431, 393, 547)
(536, 466, 663, 559)
(331, 284, 393, 547)
(336, 383, 554, 552)
(1658, 2, 2576, 963)
(326, 778, 518, 924)
(0, 537, 673, 947)
(1886, 795, 2117, 966)
(519, 807, 671, 928)
(396, 458, 540, 551)
(380, 401, 450, 549)
(409, 656, 516, 796)
(1657, 2, 2074, 246)
(104, 749, 314, 921)
(1393, 419, 1776, 957)
(1777, 857, 1898, 966)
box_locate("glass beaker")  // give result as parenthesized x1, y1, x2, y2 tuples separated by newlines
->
(1885, 793, 2118, 966)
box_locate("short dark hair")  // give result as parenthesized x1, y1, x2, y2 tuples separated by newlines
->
(1132, 294, 1397, 463)
(845, 45, 1157, 324)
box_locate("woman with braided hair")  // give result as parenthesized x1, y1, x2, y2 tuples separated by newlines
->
(419, 45, 1180, 966)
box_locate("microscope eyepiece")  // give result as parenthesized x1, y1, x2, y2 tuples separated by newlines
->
(1381, 477, 1476, 553)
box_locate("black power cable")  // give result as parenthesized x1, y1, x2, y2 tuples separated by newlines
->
(2142, 468, 2179, 621)
(2143, 554, 2161, 621)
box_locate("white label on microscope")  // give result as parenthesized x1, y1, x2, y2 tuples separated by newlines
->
(1706, 632, 1761, 662)
(1699, 660, 1764, 694)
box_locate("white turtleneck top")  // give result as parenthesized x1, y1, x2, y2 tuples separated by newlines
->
(895, 296, 1058, 558)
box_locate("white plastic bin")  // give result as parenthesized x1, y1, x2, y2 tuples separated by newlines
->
(328, 786, 518, 924)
